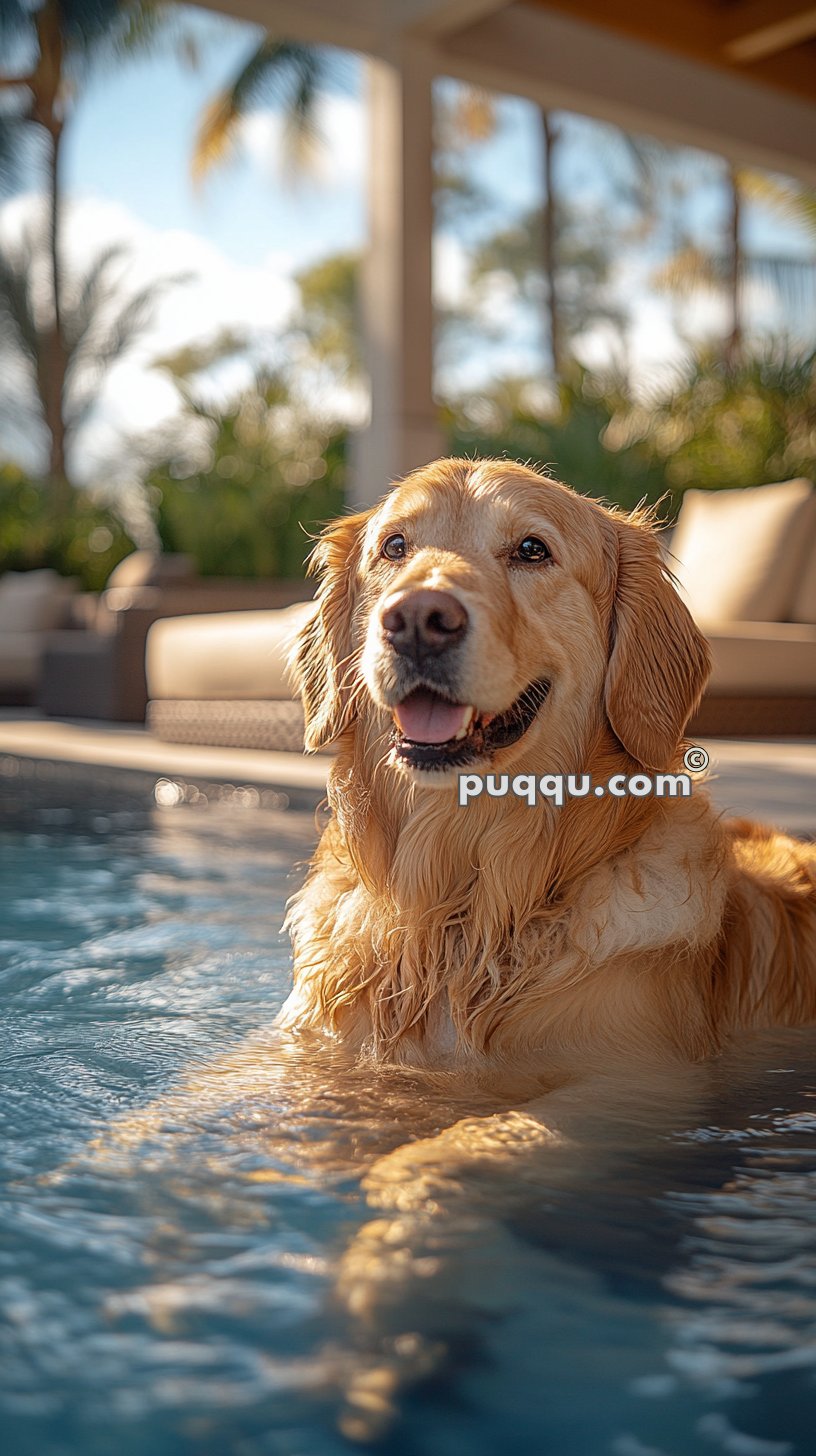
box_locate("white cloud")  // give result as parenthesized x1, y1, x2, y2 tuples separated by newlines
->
(239, 94, 365, 190)
(433, 233, 471, 310)
(0, 193, 301, 482)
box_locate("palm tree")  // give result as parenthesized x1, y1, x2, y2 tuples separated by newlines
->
(446, 95, 662, 384)
(652, 164, 816, 370)
(468, 196, 626, 370)
(540, 111, 561, 379)
(0, 0, 172, 510)
(0, 220, 185, 480)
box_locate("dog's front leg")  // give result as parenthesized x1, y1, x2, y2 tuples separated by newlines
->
(333, 1102, 572, 1441)
(333, 1063, 712, 1441)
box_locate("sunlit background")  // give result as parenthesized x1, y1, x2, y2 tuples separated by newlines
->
(1, 0, 815, 590)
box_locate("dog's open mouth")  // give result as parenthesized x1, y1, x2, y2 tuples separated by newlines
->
(390, 679, 550, 770)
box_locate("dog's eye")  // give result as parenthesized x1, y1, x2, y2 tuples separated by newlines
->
(512, 536, 551, 564)
(381, 534, 407, 561)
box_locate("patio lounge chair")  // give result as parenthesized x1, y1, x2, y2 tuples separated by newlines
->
(675, 478, 816, 736)
(38, 551, 313, 723)
(145, 603, 316, 752)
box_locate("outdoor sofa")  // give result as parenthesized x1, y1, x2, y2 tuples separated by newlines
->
(144, 476, 816, 753)
(675, 478, 816, 736)
(37, 550, 313, 723)
(0, 568, 78, 705)
(145, 602, 316, 751)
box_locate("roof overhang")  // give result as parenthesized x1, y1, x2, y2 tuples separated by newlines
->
(193, 0, 816, 183)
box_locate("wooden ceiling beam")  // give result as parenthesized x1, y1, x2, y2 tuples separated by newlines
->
(534, 0, 816, 102)
(719, 1, 816, 64)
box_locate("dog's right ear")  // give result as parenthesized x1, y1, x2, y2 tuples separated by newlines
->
(288, 510, 372, 751)
(602, 510, 711, 771)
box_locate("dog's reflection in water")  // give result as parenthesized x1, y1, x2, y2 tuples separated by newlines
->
(52, 1024, 739, 1443)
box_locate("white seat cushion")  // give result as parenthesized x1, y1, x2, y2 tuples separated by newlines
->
(669, 479, 816, 625)
(146, 603, 315, 701)
(705, 621, 816, 695)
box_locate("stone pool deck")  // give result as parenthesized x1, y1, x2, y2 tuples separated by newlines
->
(0, 711, 814, 835)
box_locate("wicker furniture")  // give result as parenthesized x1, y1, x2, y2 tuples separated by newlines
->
(145, 603, 323, 753)
(39, 553, 313, 723)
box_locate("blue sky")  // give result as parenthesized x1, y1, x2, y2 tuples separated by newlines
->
(69, 12, 366, 270)
(1, 2, 814, 482)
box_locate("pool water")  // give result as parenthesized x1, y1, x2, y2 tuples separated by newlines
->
(2, 763, 816, 1456)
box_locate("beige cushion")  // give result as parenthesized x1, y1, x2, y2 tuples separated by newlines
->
(705, 621, 816, 695)
(107, 550, 195, 590)
(670, 479, 816, 625)
(146, 603, 315, 701)
(0, 570, 75, 633)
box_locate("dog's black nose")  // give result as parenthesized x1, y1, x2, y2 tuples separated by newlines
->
(381, 589, 469, 659)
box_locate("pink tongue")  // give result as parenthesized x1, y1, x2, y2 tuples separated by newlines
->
(394, 690, 469, 744)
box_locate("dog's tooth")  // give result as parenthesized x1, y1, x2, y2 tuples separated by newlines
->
(454, 705, 475, 739)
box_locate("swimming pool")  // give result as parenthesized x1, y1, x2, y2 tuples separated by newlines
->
(2, 759, 816, 1455)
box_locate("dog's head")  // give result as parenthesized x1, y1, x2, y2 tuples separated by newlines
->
(290, 459, 711, 784)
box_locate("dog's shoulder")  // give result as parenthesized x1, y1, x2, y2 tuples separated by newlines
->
(570, 790, 728, 964)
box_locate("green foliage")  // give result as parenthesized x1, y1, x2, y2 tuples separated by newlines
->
(604, 350, 816, 497)
(445, 369, 668, 515)
(445, 350, 816, 517)
(0, 463, 135, 590)
(146, 393, 346, 578)
(293, 252, 361, 379)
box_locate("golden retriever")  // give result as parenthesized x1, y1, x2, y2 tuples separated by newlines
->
(56, 458, 816, 1442)
(281, 455, 816, 1078)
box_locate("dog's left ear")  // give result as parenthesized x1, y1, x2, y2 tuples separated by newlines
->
(603, 512, 711, 771)
(288, 510, 372, 751)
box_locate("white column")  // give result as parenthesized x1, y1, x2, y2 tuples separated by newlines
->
(351, 46, 444, 509)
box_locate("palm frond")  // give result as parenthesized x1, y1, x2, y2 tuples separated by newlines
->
(0, 230, 50, 448)
(151, 329, 252, 382)
(0, 232, 43, 370)
(65, 267, 192, 410)
(0, 112, 27, 195)
(192, 38, 328, 183)
(0, 1, 31, 48)
(738, 169, 816, 243)
(651, 244, 723, 297)
(60, 242, 129, 353)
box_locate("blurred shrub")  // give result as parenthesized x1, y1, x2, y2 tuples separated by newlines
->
(445, 370, 667, 514)
(616, 350, 816, 496)
(0, 463, 136, 591)
(144, 389, 347, 579)
(445, 351, 816, 516)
